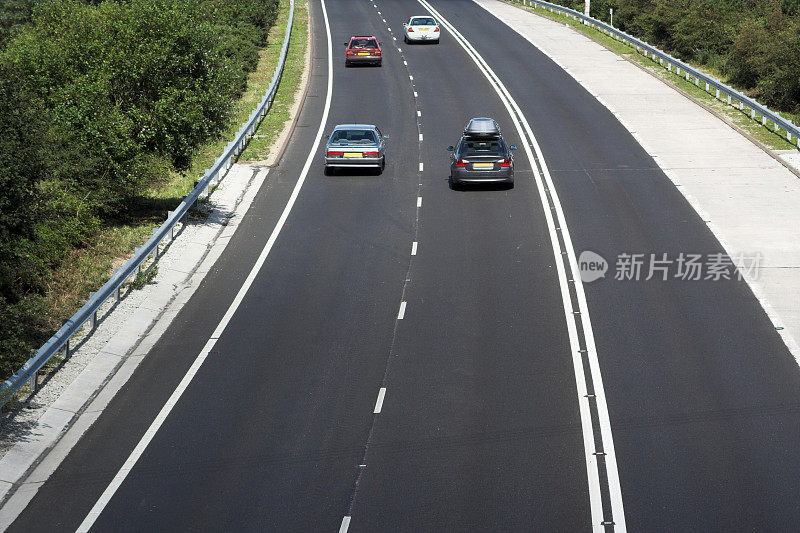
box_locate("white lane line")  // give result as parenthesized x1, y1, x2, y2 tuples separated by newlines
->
(411, 241, 418, 255)
(382, 18, 386, 22)
(413, 91, 418, 97)
(392, 36, 396, 41)
(76, 1, 336, 531)
(409, 74, 414, 81)
(397, 301, 407, 319)
(417, 110, 422, 117)
(398, 47, 402, 52)
(418, 133, 423, 142)
(339, 516, 351, 533)
(373, 387, 387, 413)
(419, 162, 424, 172)
(418, 0, 626, 530)
(377, 11, 381, 14)
(403, 60, 408, 66)
(417, 196, 422, 207)
(387, 26, 391, 31)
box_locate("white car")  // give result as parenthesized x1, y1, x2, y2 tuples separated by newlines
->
(402, 16, 440, 43)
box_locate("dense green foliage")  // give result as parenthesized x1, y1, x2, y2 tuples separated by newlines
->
(0, 0, 279, 382)
(552, 0, 800, 113)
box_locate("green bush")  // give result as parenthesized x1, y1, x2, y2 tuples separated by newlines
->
(0, 0, 279, 384)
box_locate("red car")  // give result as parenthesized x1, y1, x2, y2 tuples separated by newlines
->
(345, 35, 382, 67)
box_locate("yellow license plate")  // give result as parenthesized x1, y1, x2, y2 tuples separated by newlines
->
(473, 162, 493, 169)
(344, 152, 363, 158)
(357, 52, 369, 55)
(420, 28, 429, 32)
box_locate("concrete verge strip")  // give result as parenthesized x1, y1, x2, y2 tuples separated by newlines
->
(478, 0, 800, 362)
(0, 165, 269, 524)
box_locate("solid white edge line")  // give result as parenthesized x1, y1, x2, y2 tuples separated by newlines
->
(411, 241, 418, 255)
(373, 387, 387, 413)
(339, 516, 351, 533)
(417, 0, 625, 530)
(398, 301, 407, 320)
(75, 1, 336, 531)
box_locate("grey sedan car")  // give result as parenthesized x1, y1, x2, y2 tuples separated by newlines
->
(447, 118, 515, 188)
(324, 124, 387, 175)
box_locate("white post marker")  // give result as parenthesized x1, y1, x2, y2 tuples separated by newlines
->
(75, 0, 335, 530)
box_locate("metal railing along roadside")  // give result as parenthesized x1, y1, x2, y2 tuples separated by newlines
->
(0, 0, 295, 408)
(514, 0, 800, 148)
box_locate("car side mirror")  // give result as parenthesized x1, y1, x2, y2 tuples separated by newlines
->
(324, 134, 330, 139)
(446, 146, 454, 151)
(343, 42, 348, 46)
(510, 145, 517, 150)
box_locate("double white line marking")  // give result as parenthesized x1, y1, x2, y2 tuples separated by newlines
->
(416, 0, 626, 530)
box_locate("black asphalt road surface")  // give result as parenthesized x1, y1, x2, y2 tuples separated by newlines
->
(8, 0, 800, 531)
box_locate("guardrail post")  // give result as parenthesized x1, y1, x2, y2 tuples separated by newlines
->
(29, 370, 37, 395)
(727, 95, 731, 105)
(751, 108, 756, 119)
(716, 89, 720, 99)
(89, 292, 98, 329)
(763, 115, 767, 126)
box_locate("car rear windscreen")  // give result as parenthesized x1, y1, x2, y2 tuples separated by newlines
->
(350, 38, 378, 49)
(411, 17, 436, 25)
(459, 139, 505, 156)
(331, 130, 378, 144)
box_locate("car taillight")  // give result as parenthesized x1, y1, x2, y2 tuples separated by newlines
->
(499, 158, 511, 167)
(434, 27, 440, 32)
(364, 152, 380, 157)
(455, 158, 468, 168)
(408, 27, 414, 32)
(374, 50, 381, 56)
(327, 151, 343, 157)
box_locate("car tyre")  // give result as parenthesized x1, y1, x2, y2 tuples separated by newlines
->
(448, 174, 460, 190)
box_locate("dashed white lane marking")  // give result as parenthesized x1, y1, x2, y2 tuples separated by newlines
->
(377, 11, 381, 14)
(397, 301, 407, 319)
(409, 75, 414, 81)
(398, 47, 402, 52)
(387, 27, 391, 31)
(75, 1, 336, 530)
(382, 18, 386, 22)
(417, 110, 421, 117)
(392, 36, 396, 41)
(414, 91, 418, 97)
(339, 516, 351, 533)
(417, 196, 422, 207)
(403, 60, 408, 66)
(418, 133, 423, 142)
(419, 162, 424, 171)
(411, 242, 418, 255)
(373, 387, 387, 413)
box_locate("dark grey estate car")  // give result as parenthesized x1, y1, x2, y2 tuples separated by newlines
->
(324, 124, 386, 175)
(448, 118, 515, 188)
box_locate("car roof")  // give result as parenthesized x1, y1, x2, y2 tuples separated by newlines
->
(463, 117, 501, 137)
(409, 15, 434, 19)
(349, 35, 378, 40)
(332, 124, 378, 130)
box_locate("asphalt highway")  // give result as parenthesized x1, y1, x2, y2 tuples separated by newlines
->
(8, 0, 800, 531)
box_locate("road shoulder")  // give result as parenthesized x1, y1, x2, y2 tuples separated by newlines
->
(476, 0, 800, 361)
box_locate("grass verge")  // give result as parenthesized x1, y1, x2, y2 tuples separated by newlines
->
(503, 0, 800, 152)
(16, 1, 309, 381)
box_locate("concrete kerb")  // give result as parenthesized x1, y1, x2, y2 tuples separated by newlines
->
(0, 3, 312, 519)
